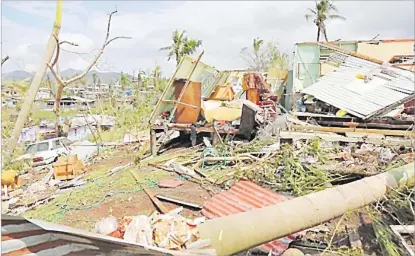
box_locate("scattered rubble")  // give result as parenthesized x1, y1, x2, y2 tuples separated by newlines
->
(2, 44, 415, 256)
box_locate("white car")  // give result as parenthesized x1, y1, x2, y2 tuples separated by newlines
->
(16, 137, 74, 167)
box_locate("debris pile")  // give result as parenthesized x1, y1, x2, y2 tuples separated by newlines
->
(2, 44, 415, 256)
(94, 207, 205, 250)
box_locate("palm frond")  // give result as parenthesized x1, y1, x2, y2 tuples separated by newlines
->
(328, 2, 339, 12)
(307, 8, 317, 14)
(159, 46, 172, 51)
(328, 14, 346, 20)
(305, 13, 314, 21)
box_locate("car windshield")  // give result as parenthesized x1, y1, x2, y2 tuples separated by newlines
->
(25, 142, 49, 154)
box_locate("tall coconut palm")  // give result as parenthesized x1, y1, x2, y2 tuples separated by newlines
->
(160, 29, 202, 66)
(305, 0, 346, 42)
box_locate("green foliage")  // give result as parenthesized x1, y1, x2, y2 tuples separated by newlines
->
(305, 0, 346, 41)
(232, 138, 340, 196)
(120, 71, 131, 91)
(240, 37, 290, 72)
(160, 29, 202, 66)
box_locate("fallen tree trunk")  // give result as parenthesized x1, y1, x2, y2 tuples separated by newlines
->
(197, 163, 415, 256)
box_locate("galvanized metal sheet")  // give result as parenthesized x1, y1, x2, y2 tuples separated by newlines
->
(201, 180, 303, 256)
(302, 52, 415, 119)
(1, 215, 173, 256)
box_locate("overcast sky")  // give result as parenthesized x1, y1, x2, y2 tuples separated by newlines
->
(1, 1, 414, 75)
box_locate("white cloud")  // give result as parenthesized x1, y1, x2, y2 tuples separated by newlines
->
(2, 1, 414, 76)
(60, 33, 95, 52)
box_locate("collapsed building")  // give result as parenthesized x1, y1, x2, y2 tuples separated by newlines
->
(149, 39, 415, 154)
(149, 53, 288, 154)
(288, 40, 415, 133)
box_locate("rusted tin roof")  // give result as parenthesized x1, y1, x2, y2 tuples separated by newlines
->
(201, 180, 303, 255)
(1, 215, 209, 256)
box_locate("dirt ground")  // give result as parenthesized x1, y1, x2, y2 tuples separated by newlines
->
(60, 180, 212, 231)
(56, 148, 213, 231)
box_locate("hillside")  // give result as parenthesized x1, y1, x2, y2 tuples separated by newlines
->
(2, 69, 130, 85)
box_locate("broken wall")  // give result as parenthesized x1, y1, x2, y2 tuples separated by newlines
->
(357, 40, 414, 63)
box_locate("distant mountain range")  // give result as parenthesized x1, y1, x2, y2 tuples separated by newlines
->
(2, 69, 128, 85)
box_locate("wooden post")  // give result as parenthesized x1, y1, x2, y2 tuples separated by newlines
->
(211, 132, 220, 146)
(150, 129, 157, 156)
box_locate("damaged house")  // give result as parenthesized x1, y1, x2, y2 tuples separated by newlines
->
(288, 40, 414, 133)
(149, 54, 286, 154)
(292, 39, 414, 92)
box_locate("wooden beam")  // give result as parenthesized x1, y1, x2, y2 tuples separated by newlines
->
(316, 120, 413, 130)
(150, 129, 156, 156)
(129, 169, 169, 214)
(161, 99, 198, 109)
(291, 124, 415, 137)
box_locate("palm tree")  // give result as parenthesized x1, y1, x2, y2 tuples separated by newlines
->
(305, 0, 346, 42)
(253, 38, 264, 55)
(120, 71, 130, 91)
(160, 29, 202, 66)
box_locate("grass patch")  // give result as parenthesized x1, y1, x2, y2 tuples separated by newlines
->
(95, 129, 125, 143)
(23, 165, 171, 224)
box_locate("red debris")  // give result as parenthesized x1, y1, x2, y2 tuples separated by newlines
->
(202, 179, 304, 256)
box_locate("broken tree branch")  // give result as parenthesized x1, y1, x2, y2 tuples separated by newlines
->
(60, 40, 79, 47)
(47, 9, 131, 88)
(106, 36, 132, 46)
(44, 8, 130, 138)
(46, 62, 65, 85)
(1, 55, 9, 66)
(65, 11, 131, 86)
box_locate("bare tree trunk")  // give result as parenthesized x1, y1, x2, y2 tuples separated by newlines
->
(154, 69, 159, 90)
(175, 50, 180, 66)
(317, 26, 321, 42)
(323, 27, 329, 42)
(54, 84, 64, 136)
(46, 10, 130, 141)
(4, 0, 62, 161)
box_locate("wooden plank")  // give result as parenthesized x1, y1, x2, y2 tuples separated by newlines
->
(156, 195, 202, 210)
(161, 100, 198, 109)
(142, 188, 169, 214)
(128, 170, 169, 214)
(291, 124, 415, 137)
(316, 120, 413, 130)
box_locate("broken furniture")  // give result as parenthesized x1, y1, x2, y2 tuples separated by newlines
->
(149, 53, 282, 155)
(52, 155, 85, 180)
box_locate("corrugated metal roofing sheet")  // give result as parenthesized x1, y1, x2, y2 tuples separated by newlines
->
(1, 215, 206, 256)
(302, 52, 415, 119)
(201, 180, 303, 255)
